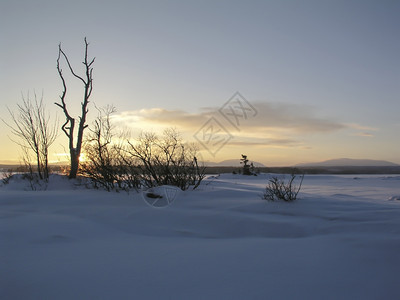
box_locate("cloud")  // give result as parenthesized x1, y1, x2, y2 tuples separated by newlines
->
(228, 138, 303, 148)
(112, 102, 381, 150)
(352, 132, 375, 137)
(113, 102, 346, 134)
(241, 102, 345, 133)
(345, 123, 378, 138)
(110, 102, 355, 152)
(112, 108, 209, 130)
(345, 123, 378, 131)
(114, 102, 384, 149)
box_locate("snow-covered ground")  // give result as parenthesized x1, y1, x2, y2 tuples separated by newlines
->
(1, 173, 400, 299)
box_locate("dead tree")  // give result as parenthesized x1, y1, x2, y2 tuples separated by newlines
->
(55, 37, 95, 178)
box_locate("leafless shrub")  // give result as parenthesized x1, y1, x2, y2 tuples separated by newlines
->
(127, 128, 206, 190)
(80, 106, 141, 191)
(2, 169, 14, 185)
(80, 106, 205, 192)
(19, 147, 48, 190)
(3, 92, 58, 180)
(263, 173, 304, 202)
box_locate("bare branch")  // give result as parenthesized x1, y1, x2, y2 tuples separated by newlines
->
(58, 49, 86, 84)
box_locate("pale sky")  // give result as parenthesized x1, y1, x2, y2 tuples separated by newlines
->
(1, 0, 399, 166)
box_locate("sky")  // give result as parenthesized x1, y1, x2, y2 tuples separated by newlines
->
(1, 0, 399, 166)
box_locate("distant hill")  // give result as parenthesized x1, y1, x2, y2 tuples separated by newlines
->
(296, 158, 399, 167)
(202, 159, 266, 167)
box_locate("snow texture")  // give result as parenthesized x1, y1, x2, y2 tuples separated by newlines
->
(1, 173, 400, 299)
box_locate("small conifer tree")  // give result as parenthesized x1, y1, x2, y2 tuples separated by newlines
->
(240, 154, 252, 175)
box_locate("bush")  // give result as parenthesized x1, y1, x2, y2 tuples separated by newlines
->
(80, 106, 142, 191)
(2, 169, 14, 185)
(81, 107, 205, 191)
(127, 128, 206, 190)
(262, 173, 304, 202)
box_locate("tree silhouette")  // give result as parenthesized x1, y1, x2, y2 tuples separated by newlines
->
(55, 37, 94, 178)
(240, 154, 252, 175)
(4, 92, 57, 180)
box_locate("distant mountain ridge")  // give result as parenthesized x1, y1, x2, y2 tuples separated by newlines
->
(202, 159, 266, 167)
(296, 158, 399, 167)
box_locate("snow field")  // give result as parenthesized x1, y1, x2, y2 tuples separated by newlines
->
(1, 174, 400, 299)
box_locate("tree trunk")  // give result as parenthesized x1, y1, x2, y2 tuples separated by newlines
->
(69, 150, 79, 179)
(36, 153, 43, 180)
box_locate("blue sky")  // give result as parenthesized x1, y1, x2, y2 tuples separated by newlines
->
(1, 0, 399, 165)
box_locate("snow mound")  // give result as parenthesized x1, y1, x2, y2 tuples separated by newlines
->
(2, 173, 92, 191)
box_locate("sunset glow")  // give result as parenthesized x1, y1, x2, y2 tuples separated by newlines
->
(1, 0, 399, 166)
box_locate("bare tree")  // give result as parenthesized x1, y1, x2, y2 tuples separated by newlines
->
(3, 92, 58, 180)
(55, 37, 95, 178)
